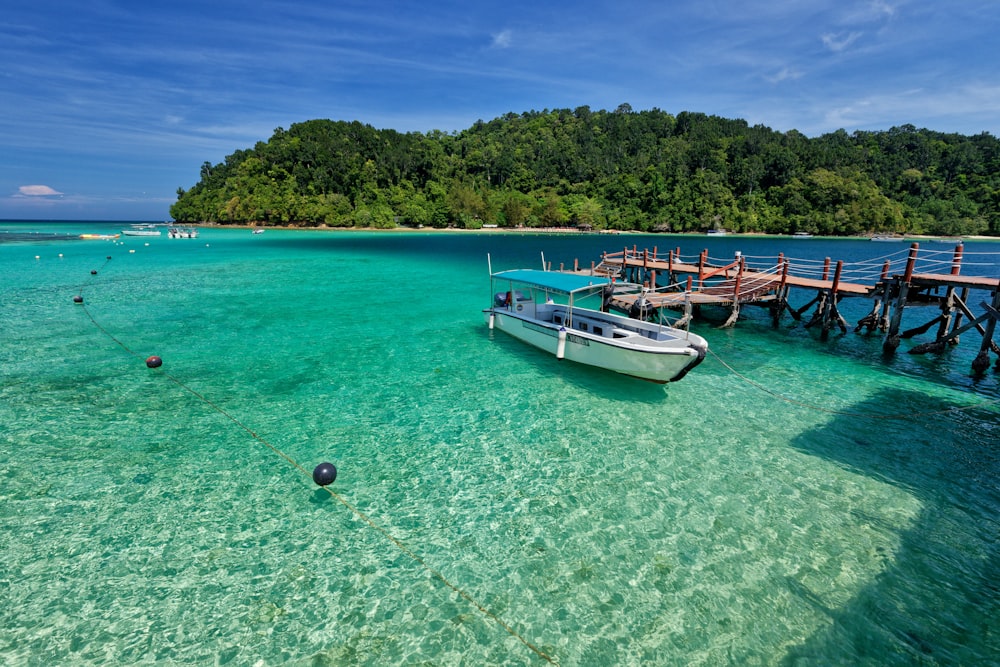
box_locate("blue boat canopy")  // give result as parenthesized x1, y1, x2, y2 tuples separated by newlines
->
(492, 269, 612, 295)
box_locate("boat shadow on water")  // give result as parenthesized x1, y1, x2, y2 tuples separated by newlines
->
(475, 326, 676, 404)
(782, 388, 999, 664)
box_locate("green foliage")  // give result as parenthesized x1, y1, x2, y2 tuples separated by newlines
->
(170, 111, 1000, 236)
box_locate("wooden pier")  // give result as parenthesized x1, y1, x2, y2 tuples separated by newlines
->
(552, 242, 1000, 373)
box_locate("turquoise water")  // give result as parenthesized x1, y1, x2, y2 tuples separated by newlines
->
(2, 222, 998, 665)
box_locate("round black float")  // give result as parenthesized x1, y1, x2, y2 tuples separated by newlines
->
(313, 462, 337, 486)
(145, 355, 163, 368)
(73, 295, 83, 304)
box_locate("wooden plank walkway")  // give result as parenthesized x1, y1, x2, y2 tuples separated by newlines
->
(632, 260, 875, 296)
(910, 273, 1000, 290)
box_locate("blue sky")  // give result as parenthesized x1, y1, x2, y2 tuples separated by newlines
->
(3, 0, 998, 221)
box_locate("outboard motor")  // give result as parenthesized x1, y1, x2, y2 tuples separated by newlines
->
(601, 283, 615, 312)
(628, 289, 656, 320)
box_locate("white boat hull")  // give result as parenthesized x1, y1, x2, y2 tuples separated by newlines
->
(485, 307, 705, 383)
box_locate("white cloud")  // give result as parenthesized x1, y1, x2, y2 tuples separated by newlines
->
(492, 29, 512, 48)
(821, 31, 862, 52)
(766, 67, 803, 84)
(18, 184, 64, 196)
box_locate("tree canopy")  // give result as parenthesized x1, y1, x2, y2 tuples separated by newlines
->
(171, 108, 1000, 236)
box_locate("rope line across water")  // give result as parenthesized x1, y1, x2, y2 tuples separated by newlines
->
(75, 255, 556, 665)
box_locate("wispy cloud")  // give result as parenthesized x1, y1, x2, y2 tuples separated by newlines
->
(765, 67, 804, 84)
(492, 29, 513, 49)
(17, 185, 63, 196)
(822, 82, 1000, 132)
(821, 31, 862, 52)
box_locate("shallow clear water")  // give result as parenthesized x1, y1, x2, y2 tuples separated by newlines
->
(2, 223, 998, 665)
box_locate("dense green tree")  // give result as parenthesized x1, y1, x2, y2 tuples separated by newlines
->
(170, 109, 1000, 236)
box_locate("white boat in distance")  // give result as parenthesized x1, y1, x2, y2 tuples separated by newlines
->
(167, 226, 199, 238)
(122, 224, 161, 237)
(485, 269, 708, 383)
(870, 233, 905, 242)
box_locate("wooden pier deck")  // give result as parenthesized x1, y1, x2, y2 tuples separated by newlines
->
(552, 242, 1000, 372)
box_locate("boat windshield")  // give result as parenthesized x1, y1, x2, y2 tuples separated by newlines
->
(490, 269, 611, 296)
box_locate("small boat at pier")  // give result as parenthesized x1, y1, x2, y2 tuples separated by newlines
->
(484, 268, 708, 383)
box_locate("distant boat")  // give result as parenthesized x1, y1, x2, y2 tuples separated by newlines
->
(870, 233, 904, 242)
(79, 233, 120, 240)
(122, 224, 161, 237)
(167, 226, 199, 239)
(935, 237, 963, 244)
(791, 231, 813, 239)
(484, 268, 708, 383)
(252, 228, 265, 235)
(706, 229, 727, 236)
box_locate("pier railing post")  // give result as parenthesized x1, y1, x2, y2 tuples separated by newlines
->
(732, 256, 744, 299)
(830, 260, 843, 295)
(903, 242, 919, 283)
(951, 243, 964, 276)
(772, 259, 790, 327)
(721, 256, 745, 328)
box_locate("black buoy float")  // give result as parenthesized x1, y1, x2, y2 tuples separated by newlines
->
(73, 295, 83, 304)
(91, 269, 97, 275)
(313, 462, 337, 486)
(145, 355, 163, 368)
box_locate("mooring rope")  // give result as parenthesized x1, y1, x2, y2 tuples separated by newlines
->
(708, 347, 1000, 420)
(75, 254, 556, 665)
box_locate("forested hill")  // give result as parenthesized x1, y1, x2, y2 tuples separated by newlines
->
(170, 106, 1000, 237)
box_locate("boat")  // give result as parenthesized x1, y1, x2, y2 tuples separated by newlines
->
(167, 226, 199, 239)
(791, 231, 813, 239)
(122, 224, 161, 237)
(79, 233, 120, 240)
(706, 229, 727, 236)
(870, 233, 904, 242)
(484, 268, 708, 383)
(252, 228, 265, 235)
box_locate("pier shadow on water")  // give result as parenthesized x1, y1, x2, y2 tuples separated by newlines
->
(782, 389, 999, 664)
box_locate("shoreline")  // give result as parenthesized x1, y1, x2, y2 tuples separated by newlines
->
(3, 219, 996, 242)
(194, 222, 999, 242)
